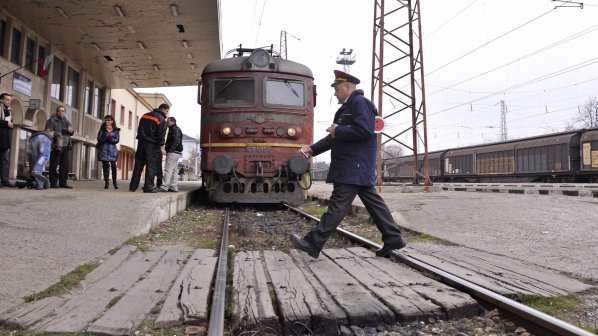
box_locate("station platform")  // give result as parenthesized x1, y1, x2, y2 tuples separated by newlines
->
(1, 180, 595, 333)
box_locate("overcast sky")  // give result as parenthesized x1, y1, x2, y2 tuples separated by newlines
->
(138, 0, 598, 159)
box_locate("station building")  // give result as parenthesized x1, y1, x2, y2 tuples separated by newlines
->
(0, 1, 220, 182)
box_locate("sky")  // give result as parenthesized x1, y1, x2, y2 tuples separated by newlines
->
(137, 0, 598, 161)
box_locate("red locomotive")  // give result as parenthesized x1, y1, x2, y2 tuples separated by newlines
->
(199, 47, 314, 203)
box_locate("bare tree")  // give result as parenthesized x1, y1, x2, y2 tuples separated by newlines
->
(382, 144, 404, 159)
(578, 97, 598, 128)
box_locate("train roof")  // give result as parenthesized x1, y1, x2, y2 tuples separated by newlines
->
(202, 55, 313, 78)
(580, 127, 598, 142)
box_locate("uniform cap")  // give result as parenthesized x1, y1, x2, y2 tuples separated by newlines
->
(331, 70, 360, 87)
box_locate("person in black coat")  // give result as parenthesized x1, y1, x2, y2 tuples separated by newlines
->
(290, 70, 406, 258)
(0, 93, 15, 188)
(97, 115, 120, 189)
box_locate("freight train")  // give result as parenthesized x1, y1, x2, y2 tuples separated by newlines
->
(199, 47, 314, 203)
(382, 128, 598, 183)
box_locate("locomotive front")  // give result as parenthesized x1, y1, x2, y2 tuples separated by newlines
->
(199, 49, 314, 203)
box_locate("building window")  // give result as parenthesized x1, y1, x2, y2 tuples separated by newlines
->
(120, 105, 125, 125)
(25, 38, 35, 72)
(0, 20, 6, 58)
(128, 111, 133, 129)
(10, 28, 22, 65)
(66, 67, 80, 108)
(110, 99, 116, 122)
(93, 86, 104, 118)
(37, 45, 45, 76)
(51, 58, 65, 100)
(84, 81, 92, 115)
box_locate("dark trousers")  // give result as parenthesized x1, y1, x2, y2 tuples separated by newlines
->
(129, 141, 161, 191)
(305, 183, 403, 251)
(0, 148, 9, 184)
(101, 161, 117, 182)
(49, 147, 71, 187)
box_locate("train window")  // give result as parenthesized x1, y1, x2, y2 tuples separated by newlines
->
(264, 78, 305, 107)
(212, 78, 255, 106)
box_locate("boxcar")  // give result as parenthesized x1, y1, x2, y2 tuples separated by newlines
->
(580, 128, 598, 181)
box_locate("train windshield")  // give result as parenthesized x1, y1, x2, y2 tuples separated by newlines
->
(213, 78, 255, 106)
(265, 78, 305, 107)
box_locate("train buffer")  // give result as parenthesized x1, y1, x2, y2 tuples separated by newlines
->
(1, 243, 590, 334)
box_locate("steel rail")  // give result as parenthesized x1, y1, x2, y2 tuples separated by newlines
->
(284, 203, 594, 336)
(207, 208, 230, 336)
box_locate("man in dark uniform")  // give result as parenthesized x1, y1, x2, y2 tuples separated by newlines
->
(290, 70, 406, 258)
(129, 104, 168, 193)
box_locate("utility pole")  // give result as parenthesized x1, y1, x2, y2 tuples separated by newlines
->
(499, 100, 508, 141)
(336, 48, 356, 73)
(371, 0, 430, 186)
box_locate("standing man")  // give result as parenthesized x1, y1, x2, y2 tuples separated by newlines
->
(0, 93, 15, 188)
(45, 105, 74, 189)
(290, 70, 406, 258)
(129, 104, 168, 193)
(160, 116, 183, 192)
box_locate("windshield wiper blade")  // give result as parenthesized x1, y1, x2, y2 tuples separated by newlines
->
(217, 79, 236, 97)
(283, 80, 300, 98)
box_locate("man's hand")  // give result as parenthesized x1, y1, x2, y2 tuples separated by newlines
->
(7, 121, 13, 128)
(326, 123, 338, 137)
(160, 146, 166, 156)
(299, 146, 312, 158)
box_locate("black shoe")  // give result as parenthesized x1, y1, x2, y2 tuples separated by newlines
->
(113, 182, 119, 189)
(290, 234, 320, 258)
(50, 185, 59, 189)
(59, 185, 73, 189)
(167, 189, 177, 192)
(375, 237, 407, 257)
(104, 181, 109, 189)
(1, 182, 15, 187)
(143, 188, 158, 193)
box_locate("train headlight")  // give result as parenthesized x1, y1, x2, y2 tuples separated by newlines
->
(287, 128, 297, 137)
(249, 49, 270, 68)
(233, 127, 243, 136)
(276, 127, 286, 137)
(221, 126, 232, 136)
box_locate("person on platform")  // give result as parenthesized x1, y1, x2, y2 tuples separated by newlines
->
(160, 116, 183, 192)
(290, 70, 406, 258)
(97, 115, 120, 189)
(44, 105, 74, 189)
(129, 104, 168, 193)
(28, 130, 63, 190)
(0, 93, 15, 188)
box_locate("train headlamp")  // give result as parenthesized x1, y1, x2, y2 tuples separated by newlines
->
(233, 127, 243, 136)
(287, 127, 297, 137)
(221, 126, 232, 136)
(249, 49, 270, 68)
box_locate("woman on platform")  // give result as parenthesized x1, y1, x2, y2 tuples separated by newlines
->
(97, 115, 120, 189)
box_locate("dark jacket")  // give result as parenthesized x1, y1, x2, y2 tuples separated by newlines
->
(0, 103, 12, 149)
(310, 89, 377, 186)
(97, 125, 120, 162)
(165, 124, 183, 154)
(136, 109, 167, 145)
(44, 114, 74, 148)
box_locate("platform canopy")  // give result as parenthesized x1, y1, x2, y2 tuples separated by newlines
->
(2, 0, 221, 88)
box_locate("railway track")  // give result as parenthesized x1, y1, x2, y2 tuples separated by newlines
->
(284, 203, 595, 336)
(2, 205, 594, 335)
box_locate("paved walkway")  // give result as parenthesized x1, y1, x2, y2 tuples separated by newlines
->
(308, 182, 598, 281)
(0, 180, 200, 314)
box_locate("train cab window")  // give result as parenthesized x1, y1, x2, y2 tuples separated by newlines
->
(265, 78, 305, 107)
(213, 78, 255, 106)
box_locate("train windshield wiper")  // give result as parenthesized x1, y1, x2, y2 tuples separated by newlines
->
(283, 80, 300, 98)
(216, 79, 236, 97)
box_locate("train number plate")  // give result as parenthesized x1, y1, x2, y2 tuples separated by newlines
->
(246, 147, 272, 153)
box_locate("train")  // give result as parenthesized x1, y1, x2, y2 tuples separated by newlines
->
(381, 128, 598, 183)
(198, 47, 314, 203)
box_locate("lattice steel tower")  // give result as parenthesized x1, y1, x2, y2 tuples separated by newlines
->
(371, 0, 430, 185)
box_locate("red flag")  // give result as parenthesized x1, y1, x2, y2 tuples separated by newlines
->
(37, 54, 54, 78)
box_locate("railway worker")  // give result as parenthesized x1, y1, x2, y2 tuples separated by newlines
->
(290, 70, 407, 258)
(160, 116, 183, 192)
(0, 93, 15, 188)
(44, 105, 75, 189)
(129, 104, 168, 193)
